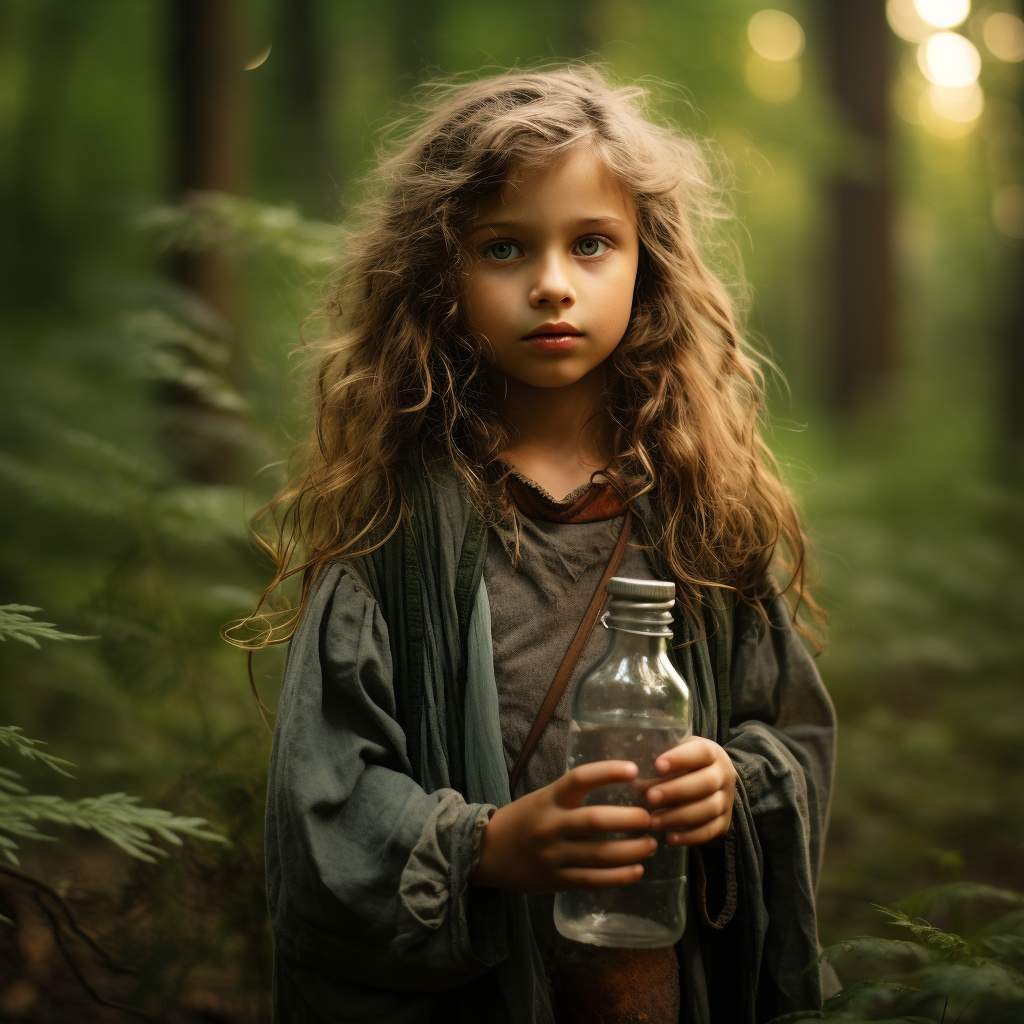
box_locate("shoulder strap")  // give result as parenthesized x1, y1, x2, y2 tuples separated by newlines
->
(707, 587, 734, 747)
(508, 510, 632, 794)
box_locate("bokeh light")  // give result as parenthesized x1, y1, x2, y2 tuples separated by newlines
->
(747, 9, 805, 61)
(888, 0, 935, 43)
(919, 81, 984, 135)
(913, 0, 970, 29)
(928, 82, 984, 121)
(983, 12, 1024, 62)
(917, 31, 981, 87)
(745, 54, 802, 101)
(992, 185, 1024, 238)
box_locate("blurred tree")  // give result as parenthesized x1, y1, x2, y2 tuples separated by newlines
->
(3, 1, 87, 307)
(168, 0, 242, 320)
(393, 0, 444, 86)
(276, 0, 336, 219)
(998, 91, 1024, 483)
(166, 0, 245, 483)
(821, 0, 897, 414)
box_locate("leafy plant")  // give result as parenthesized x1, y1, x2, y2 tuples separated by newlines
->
(770, 883, 1024, 1023)
(0, 608, 226, 889)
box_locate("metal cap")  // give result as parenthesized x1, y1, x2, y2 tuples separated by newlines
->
(605, 577, 675, 601)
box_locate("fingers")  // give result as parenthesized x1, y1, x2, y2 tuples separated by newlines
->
(554, 760, 640, 809)
(646, 761, 734, 809)
(663, 811, 732, 847)
(561, 805, 652, 838)
(556, 835, 658, 868)
(649, 791, 731, 832)
(654, 736, 719, 775)
(558, 863, 646, 890)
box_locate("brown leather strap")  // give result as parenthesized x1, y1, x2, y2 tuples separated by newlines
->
(508, 510, 633, 794)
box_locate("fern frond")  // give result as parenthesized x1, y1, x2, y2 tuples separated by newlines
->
(0, 790, 228, 865)
(0, 726, 75, 777)
(0, 606, 94, 648)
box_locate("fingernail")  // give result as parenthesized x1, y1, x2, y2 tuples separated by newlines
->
(648, 788, 662, 804)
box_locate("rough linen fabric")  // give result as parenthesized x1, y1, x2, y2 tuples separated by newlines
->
(486, 480, 681, 1023)
(264, 468, 837, 1023)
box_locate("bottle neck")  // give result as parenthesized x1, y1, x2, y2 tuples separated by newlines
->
(603, 624, 670, 659)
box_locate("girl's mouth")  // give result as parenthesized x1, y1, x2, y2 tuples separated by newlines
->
(525, 322, 583, 352)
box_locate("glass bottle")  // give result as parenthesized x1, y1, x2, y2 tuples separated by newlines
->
(553, 576, 691, 948)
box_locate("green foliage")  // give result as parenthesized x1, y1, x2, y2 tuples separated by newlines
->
(0, 725, 74, 777)
(0, 604, 93, 649)
(770, 884, 1024, 1023)
(0, 608, 226, 875)
(137, 192, 336, 270)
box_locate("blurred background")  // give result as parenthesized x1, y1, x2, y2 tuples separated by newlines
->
(0, 0, 1022, 1020)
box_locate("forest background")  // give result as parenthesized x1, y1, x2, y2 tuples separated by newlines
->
(0, 0, 1022, 1021)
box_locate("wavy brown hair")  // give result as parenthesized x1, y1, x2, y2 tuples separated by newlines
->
(231, 65, 823, 668)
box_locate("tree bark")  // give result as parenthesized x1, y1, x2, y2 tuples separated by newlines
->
(277, 0, 335, 219)
(167, 0, 242, 324)
(821, 0, 897, 414)
(165, 0, 244, 482)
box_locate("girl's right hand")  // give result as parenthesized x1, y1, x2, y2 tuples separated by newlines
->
(468, 761, 656, 893)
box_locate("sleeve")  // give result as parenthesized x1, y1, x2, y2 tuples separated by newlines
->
(265, 567, 509, 994)
(722, 592, 837, 1015)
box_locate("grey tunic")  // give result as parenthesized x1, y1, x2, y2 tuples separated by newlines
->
(486, 510, 655, 800)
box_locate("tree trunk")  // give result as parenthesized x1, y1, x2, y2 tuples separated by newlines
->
(277, 0, 335, 219)
(165, 0, 244, 482)
(821, 0, 897, 414)
(997, 81, 1024, 484)
(168, 0, 242, 323)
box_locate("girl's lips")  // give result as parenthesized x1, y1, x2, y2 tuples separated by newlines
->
(528, 333, 582, 352)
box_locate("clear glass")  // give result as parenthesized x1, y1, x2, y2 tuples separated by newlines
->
(553, 624, 691, 948)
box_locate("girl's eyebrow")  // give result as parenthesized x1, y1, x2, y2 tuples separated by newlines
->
(469, 215, 630, 234)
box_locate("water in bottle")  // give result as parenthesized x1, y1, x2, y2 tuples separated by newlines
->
(553, 576, 691, 948)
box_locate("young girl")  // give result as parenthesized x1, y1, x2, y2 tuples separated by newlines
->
(253, 67, 837, 1024)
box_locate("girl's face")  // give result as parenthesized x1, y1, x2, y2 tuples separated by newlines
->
(462, 147, 639, 391)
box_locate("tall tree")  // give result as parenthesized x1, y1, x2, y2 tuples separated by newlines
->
(4, 2, 87, 306)
(998, 90, 1024, 483)
(277, 0, 335, 219)
(166, 0, 244, 482)
(168, 0, 242, 322)
(821, 0, 897, 414)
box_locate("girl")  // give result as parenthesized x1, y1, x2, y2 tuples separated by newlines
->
(250, 67, 837, 1024)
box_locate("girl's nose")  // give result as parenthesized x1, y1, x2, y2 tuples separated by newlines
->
(529, 253, 576, 308)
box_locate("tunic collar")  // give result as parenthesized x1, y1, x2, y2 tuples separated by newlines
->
(504, 467, 629, 523)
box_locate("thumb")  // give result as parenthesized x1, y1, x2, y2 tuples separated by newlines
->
(554, 760, 639, 809)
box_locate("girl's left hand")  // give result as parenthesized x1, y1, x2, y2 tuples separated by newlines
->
(643, 738, 736, 846)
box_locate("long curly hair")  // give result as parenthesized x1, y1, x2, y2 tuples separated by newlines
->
(232, 65, 822, 666)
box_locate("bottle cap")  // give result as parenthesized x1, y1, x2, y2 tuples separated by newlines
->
(606, 577, 675, 601)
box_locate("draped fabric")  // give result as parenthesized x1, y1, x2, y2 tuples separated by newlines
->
(264, 467, 836, 1023)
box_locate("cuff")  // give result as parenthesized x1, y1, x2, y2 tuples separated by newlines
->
(395, 793, 507, 969)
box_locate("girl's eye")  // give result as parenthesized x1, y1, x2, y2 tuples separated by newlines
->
(485, 241, 522, 261)
(575, 237, 609, 258)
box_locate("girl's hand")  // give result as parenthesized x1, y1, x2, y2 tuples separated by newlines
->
(469, 761, 657, 893)
(644, 738, 736, 846)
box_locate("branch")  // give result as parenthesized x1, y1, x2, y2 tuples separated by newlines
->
(0, 605, 95, 648)
(0, 863, 153, 1019)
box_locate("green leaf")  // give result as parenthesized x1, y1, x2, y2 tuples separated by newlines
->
(0, 790, 228, 865)
(893, 883, 1024, 922)
(0, 726, 75, 777)
(815, 935, 931, 971)
(0, 605, 94, 648)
